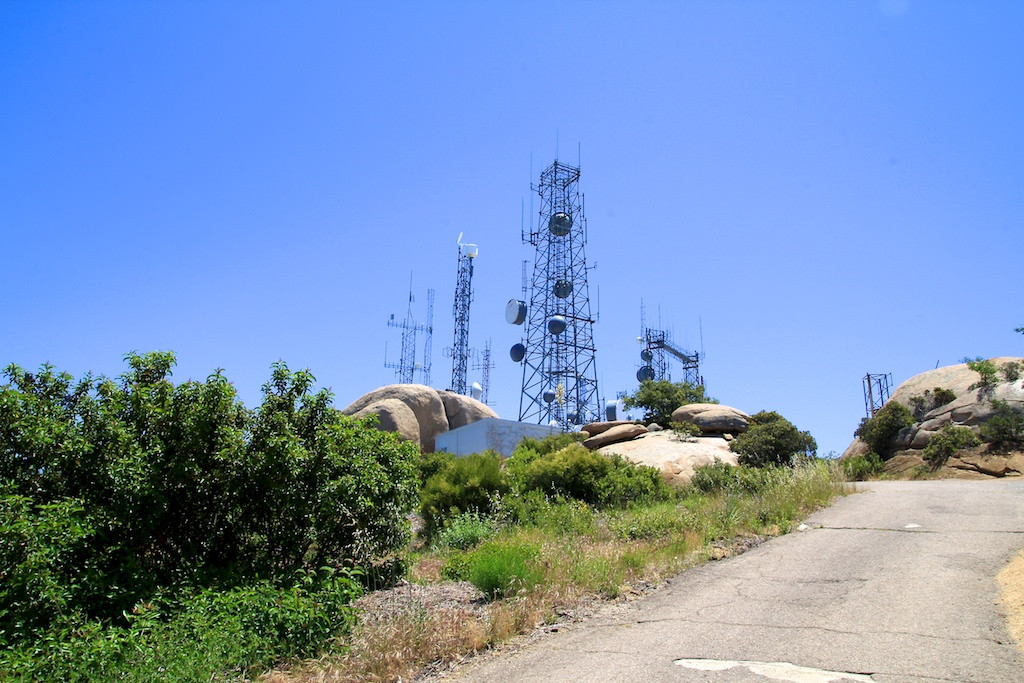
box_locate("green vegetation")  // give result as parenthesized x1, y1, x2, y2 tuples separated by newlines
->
(1001, 360, 1022, 383)
(419, 451, 508, 538)
(964, 356, 1000, 390)
(979, 399, 1024, 450)
(622, 379, 716, 427)
(921, 424, 981, 463)
(841, 452, 884, 481)
(855, 401, 914, 458)
(0, 354, 418, 680)
(909, 387, 957, 419)
(669, 421, 702, 441)
(729, 411, 817, 467)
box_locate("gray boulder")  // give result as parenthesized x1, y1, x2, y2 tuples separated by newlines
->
(350, 398, 420, 447)
(343, 384, 449, 453)
(581, 420, 636, 437)
(671, 404, 750, 434)
(437, 390, 499, 430)
(583, 423, 647, 449)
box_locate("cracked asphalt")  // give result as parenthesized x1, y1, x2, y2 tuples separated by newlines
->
(445, 480, 1024, 682)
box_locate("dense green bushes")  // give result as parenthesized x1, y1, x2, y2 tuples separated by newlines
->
(729, 411, 816, 467)
(419, 451, 508, 538)
(980, 399, 1024, 450)
(854, 401, 913, 458)
(921, 424, 980, 463)
(0, 353, 417, 678)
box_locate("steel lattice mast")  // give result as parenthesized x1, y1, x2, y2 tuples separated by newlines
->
(510, 160, 600, 428)
(450, 239, 477, 394)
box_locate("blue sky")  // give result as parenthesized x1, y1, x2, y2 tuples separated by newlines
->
(2, 1, 1021, 456)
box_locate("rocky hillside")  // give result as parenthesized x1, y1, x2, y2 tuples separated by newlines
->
(843, 357, 1024, 478)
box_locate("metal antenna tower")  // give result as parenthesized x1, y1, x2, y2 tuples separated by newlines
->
(471, 338, 495, 405)
(385, 278, 433, 385)
(863, 373, 893, 418)
(422, 289, 434, 386)
(447, 235, 478, 394)
(636, 300, 702, 386)
(508, 159, 600, 428)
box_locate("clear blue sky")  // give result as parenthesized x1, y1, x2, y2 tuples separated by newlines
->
(2, 1, 1021, 456)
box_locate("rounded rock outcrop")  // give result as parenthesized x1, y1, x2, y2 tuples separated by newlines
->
(342, 384, 498, 453)
(671, 404, 750, 434)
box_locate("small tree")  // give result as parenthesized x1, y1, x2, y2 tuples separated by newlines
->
(979, 399, 1024, 450)
(729, 411, 816, 467)
(854, 402, 913, 459)
(622, 379, 716, 427)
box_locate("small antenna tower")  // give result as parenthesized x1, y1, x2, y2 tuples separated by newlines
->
(471, 338, 495, 405)
(446, 234, 478, 394)
(507, 159, 600, 429)
(385, 277, 433, 385)
(863, 373, 893, 418)
(636, 300, 702, 386)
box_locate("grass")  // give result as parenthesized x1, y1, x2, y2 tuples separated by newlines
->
(261, 460, 846, 682)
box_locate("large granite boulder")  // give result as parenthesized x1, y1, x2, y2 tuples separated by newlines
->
(437, 390, 499, 430)
(597, 431, 739, 486)
(582, 423, 647, 449)
(343, 384, 498, 453)
(580, 420, 636, 438)
(350, 398, 420, 447)
(841, 357, 1024, 477)
(671, 404, 750, 434)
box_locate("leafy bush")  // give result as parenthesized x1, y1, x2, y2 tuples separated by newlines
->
(434, 511, 497, 550)
(669, 421, 702, 441)
(690, 461, 783, 494)
(513, 443, 670, 508)
(0, 354, 416, 660)
(621, 379, 716, 427)
(729, 411, 816, 467)
(0, 568, 362, 681)
(854, 402, 914, 458)
(964, 357, 1000, 390)
(416, 450, 456, 487)
(495, 490, 596, 536)
(979, 399, 1024, 450)
(419, 451, 507, 538)
(1001, 361, 1022, 383)
(841, 452, 884, 481)
(908, 387, 958, 419)
(921, 424, 980, 463)
(441, 540, 542, 599)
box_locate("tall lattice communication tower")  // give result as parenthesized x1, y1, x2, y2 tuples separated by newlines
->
(448, 236, 478, 394)
(385, 282, 434, 385)
(507, 160, 600, 428)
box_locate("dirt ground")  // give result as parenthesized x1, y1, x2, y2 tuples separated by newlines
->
(998, 549, 1024, 654)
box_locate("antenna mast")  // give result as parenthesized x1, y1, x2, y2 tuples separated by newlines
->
(508, 159, 600, 429)
(448, 235, 478, 394)
(385, 277, 432, 385)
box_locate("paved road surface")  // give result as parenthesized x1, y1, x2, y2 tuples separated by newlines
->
(448, 480, 1024, 682)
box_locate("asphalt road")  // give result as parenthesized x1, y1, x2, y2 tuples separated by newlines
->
(447, 480, 1024, 683)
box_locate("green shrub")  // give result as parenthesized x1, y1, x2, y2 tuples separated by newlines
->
(690, 461, 783, 494)
(495, 490, 595, 535)
(419, 451, 507, 538)
(908, 388, 958, 419)
(434, 511, 497, 550)
(416, 450, 456, 487)
(669, 421, 702, 441)
(0, 354, 417, 633)
(841, 452, 884, 481)
(0, 568, 362, 682)
(921, 424, 980, 463)
(441, 540, 542, 599)
(1001, 361, 1022, 383)
(729, 411, 816, 467)
(979, 400, 1024, 450)
(854, 402, 913, 458)
(964, 357, 1000, 390)
(621, 379, 716, 427)
(608, 502, 691, 540)
(514, 443, 670, 508)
